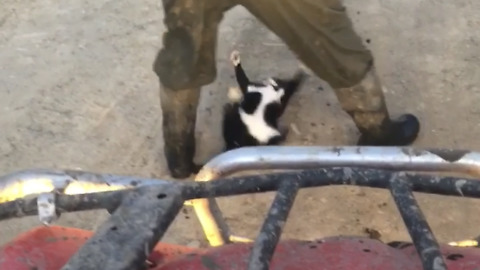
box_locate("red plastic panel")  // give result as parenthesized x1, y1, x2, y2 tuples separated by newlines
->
(3, 227, 480, 270)
(0, 226, 198, 270)
(397, 243, 480, 270)
(156, 236, 480, 270)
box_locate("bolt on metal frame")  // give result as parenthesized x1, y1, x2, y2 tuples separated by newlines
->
(1, 146, 480, 270)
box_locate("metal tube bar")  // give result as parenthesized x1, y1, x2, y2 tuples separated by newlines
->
(3, 168, 480, 224)
(247, 180, 300, 270)
(0, 189, 129, 221)
(0, 169, 169, 203)
(184, 168, 480, 200)
(389, 173, 447, 270)
(61, 184, 184, 270)
(0, 145, 478, 247)
(193, 146, 480, 246)
(0, 144, 478, 249)
(198, 147, 480, 178)
(1, 146, 477, 204)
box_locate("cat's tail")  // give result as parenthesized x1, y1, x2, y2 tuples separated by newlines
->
(290, 69, 308, 89)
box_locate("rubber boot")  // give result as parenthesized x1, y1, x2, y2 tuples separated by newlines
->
(159, 87, 201, 179)
(334, 66, 420, 146)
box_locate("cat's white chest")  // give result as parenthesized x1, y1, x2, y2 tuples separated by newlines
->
(240, 111, 280, 143)
(239, 85, 284, 143)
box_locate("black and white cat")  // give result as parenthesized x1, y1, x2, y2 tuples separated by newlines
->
(222, 50, 306, 151)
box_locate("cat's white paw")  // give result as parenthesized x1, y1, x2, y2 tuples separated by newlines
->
(227, 86, 243, 102)
(230, 50, 241, 66)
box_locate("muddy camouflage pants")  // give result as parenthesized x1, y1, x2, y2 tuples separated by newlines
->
(154, 0, 376, 178)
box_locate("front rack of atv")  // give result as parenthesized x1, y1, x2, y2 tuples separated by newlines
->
(1, 146, 480, 270)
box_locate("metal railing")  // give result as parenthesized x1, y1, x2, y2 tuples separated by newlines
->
(1, 146, 480, 270)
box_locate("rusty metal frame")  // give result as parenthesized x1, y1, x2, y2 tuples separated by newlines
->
(191, 146, 479, 247)
(0, 169, 168, 204)
(3, 167, 478, 270)
(1, 146, 479, 270)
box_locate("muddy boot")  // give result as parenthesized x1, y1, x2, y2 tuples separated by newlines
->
(154, 0, 233, 179)
(159, 87, 201, 179)
(334, 66, 420, 146)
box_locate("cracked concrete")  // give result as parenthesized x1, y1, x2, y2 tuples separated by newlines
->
(1, 0, 480, 249)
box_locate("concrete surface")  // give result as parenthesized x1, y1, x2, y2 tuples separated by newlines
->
(1, 0, 480, 249)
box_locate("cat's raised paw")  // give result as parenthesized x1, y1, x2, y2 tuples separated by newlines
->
(230, 50, 241, 66)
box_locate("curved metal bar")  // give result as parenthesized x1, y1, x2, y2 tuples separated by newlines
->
(0, 169, 169, 203)
(192, 146, 480, 246)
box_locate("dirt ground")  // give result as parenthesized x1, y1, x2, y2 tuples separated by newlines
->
(1, 0, 480, 250)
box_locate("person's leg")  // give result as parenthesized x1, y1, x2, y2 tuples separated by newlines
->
(335, 65, 420, 145)
(157, 87, 200, 178)
(237, 0, 420, 145)
(154, 0, 234, 178)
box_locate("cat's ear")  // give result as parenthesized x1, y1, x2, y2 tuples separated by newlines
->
(268, 78, 278, 87)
